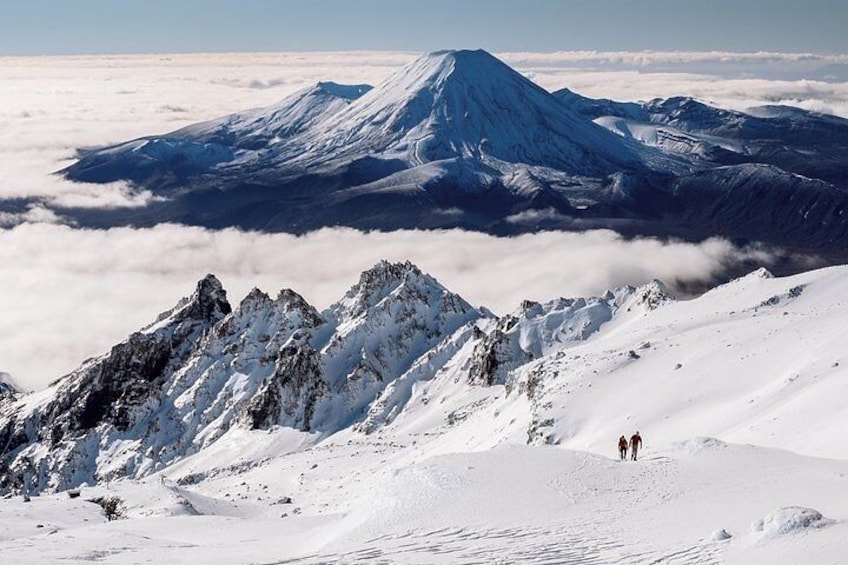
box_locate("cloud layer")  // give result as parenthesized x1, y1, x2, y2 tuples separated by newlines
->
(0, 50, 845, 389)
(0, 223, 779, 391)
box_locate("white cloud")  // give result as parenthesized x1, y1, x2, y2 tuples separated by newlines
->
(505, 208, 570, 224)
(528, 70, 848, 117)
(500, 50, 848, 68)
(0, 223, 786, 391)
(0, 204, 66, 228)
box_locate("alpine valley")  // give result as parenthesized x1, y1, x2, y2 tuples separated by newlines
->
(2, 260, 848, 563)
(60, 50, 848, 258)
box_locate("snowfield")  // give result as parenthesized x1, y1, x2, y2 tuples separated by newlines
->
(2, 263, 848, 563)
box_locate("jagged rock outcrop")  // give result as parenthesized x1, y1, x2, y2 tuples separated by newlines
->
(43, 274, 231, 442)
(0, 373, 18, 399)
(469, 282, 673, 388)
(311, 260, 482, 430)
(0, 261, 487, 492)
(0, 261, 678, 494)
(242, 339, 324, 431)
(468, 323, 531, 386)
(357, 321, 481, 434)
(0, 275, 231, 490)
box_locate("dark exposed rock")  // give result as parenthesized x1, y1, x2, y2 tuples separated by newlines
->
(0, 373, 18, 399)
(43, 275, 232, 444)
(0, 275, 232, 493)
(87, 496, 126, 521)
(46, 332, 173, 440)
(468, 328, 532, 386)
(243, 341, 325, 431)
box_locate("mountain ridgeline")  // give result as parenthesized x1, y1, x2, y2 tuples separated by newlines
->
(0, 261, 668, 493)
(61, 49, 848, 256)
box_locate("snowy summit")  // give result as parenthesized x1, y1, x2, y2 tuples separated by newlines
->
(58, 50, 848, 257)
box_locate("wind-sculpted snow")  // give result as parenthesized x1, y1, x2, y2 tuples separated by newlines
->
(751, 507, 835, 536)
(4, 263, 848, 563)
(5, 260, 848, 504)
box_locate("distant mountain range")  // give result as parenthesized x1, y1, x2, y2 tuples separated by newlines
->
(61, 49, 848, 254)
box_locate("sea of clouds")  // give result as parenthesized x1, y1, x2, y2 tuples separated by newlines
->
(0, 50, 844, 389)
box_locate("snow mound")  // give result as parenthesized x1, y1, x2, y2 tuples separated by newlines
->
(672, 437, 729, 453)
(712, 528, 733, 541)
(751, 506, 834, 536)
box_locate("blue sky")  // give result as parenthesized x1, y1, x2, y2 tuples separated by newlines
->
(1, 0, 846, 55)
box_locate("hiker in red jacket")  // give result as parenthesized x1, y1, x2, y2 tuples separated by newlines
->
(618, 435, 628, 460)
(630, 432, 642, 461)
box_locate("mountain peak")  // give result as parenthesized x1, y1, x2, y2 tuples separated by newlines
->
(0, 372, 20, 397)
(146, 274, 232, 332)
(239, 287, 272, 310)
(332, 260, 453, 320)
(351, 259, 424, 296)
(190, 274, 232, 319)
(429, 48, 489, 56)
(423, 48, 500, 66)
(393, 48, 522, 92)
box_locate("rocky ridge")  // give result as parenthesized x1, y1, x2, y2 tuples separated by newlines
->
(0, 261, 669, 493)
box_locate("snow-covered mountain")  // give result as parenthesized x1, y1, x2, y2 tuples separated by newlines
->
(4, 259, 846, 490)
(558, 89, 848, 180)
(0, 261, 483, 491)
(4, 261, 848, 563)
(59, 49, 848, 254)
(0, 260, 671, 492)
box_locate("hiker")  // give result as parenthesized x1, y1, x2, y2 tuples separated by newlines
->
(630, 431, 642, 461)
(618, 435, 628, 460)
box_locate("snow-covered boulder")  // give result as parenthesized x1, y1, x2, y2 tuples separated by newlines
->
(711, 529, 733, 541)
(751, 506, 834, 536)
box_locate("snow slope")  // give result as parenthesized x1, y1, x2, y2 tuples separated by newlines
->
(1, 436, 846, 563)
(2, 262, 848, 562)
